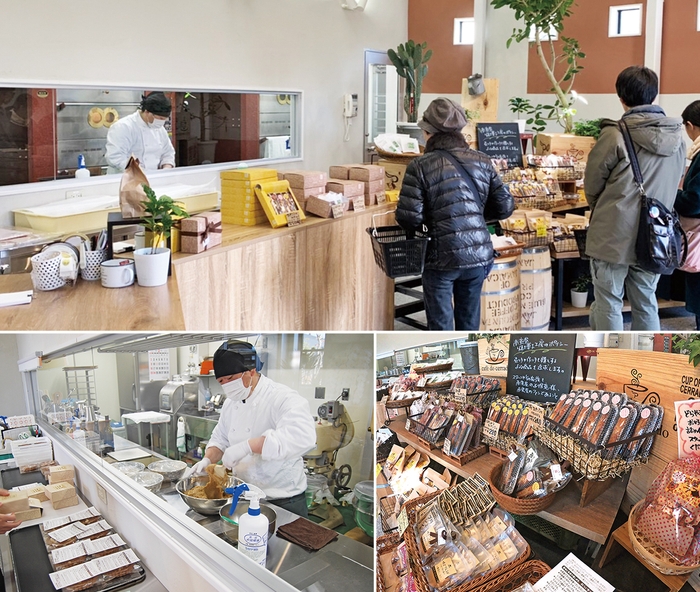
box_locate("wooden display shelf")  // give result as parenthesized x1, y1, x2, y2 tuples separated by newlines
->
(389, 413, 627, 545)
(556, 299, 686, 319)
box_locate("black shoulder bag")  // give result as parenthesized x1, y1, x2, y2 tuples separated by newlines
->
(438, 149, 484, 207)
(619, 119, 686, 275)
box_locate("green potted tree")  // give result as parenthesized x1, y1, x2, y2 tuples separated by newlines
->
(133, 184, 189, 287)
(387, 40, 433, 126)
(508, 97, 533, 133)
(571, 274, 591, 308)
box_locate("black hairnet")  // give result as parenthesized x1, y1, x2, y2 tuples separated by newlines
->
(140, 92, 172, 117)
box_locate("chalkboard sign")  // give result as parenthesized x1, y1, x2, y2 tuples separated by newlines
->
(506, 334, 576, 403)
(476, 122, 523, 168)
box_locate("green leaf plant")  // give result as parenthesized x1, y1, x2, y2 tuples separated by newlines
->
(387, 40, 433, 123)
(140, 184, 190, 254)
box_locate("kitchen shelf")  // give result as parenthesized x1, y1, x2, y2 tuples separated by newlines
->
(555, 299, 686, 319)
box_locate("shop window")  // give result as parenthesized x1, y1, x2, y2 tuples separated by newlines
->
(453, 18, 475, 45)
(528, 25, 559, 42)
(698, 0, 700, 31)
(609, 4, 643, 37)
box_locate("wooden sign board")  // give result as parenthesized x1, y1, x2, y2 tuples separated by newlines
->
(596, 348, 700, 507)
(506, 334, 576, 403)
(477, 335, 510, 377)
(461, 78, 499, 122)
(476, 123, 523, 168)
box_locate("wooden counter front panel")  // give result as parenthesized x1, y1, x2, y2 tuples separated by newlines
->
(175, 231, 306, 330)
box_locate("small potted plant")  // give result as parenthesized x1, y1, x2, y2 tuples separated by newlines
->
(571, 274, 591, 308)
(508, 97, 533, 133)
(133, 184, 189, 287)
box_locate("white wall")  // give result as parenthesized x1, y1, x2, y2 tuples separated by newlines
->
(0, 0, 408, 225)
(0, 335, 28, 417)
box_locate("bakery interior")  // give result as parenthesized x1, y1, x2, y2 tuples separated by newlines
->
(0, 332, 374, 592)
(377, 331, 700, 592)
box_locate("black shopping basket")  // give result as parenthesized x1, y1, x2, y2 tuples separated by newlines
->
(573, 228, 589, 260)
(366, 214, 429, 279)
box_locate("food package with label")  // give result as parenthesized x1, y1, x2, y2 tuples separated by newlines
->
(283, 170, 328, 189)
(48, 464, 75, 485)
(253, 179, 306, 228)
(348, 164, 385, 183)
(305, 192, 345, 219)
(326, 179, 365, 198)
(180, 211, 222, 253)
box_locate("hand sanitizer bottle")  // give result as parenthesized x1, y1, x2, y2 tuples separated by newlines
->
(238, 488, 269, 567)
(75, 154, 90, 179)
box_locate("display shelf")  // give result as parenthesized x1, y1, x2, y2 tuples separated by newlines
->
(556, 299, 686, 319)
(388, 411, 627, 545)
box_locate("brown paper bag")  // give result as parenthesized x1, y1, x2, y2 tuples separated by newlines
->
(119, 157, 150, 218)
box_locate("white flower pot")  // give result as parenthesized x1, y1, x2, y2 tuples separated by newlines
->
(571, 289, 588, 308)
(133, 247, 170, 287)
(514, 119, 527, 134)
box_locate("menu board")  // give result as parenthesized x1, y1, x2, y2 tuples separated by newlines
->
(506, 334, 576, 403)
(476, 122, 523, 167)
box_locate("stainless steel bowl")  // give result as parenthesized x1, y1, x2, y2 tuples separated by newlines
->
(111, 461, 145, 478)
(175, 474, 242, 515)
(219, 501, 277, 543)
(133, 470, 164, 493)
(148, 460, 187, 482)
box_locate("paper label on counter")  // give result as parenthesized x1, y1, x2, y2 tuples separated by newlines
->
(331, 203, 344, 218)
(533, 552, 614, 592)
(49, 523, 87, 543)
(527, 404, 545, 427)
(76, 520, 111, 540)
(286, 212, 301, 227)
(69, 507, 100, 523)
(483, 419, 500, 441)
(397, 507, 409, 536)
(442, 439, 452, 456)
(550, 463, 563, 482)
(51, 541, 87, 565)
(377, 193, 387, 204)
(352, 196, 365, 212)
(49, 549, 139, 590)
(405, 418, 411, 432)
(43, 516, 71, 532)
(83, 534, 125, 555)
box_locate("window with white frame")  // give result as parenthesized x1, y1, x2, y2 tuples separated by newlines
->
(454, 18, 475, 45)
(697, 0, 700, 31)
(609, 4, 643, 37)
(528, 24, 559, 42)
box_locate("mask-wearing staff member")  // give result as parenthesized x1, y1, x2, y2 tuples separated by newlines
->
(105, 91, 176, 174)
(184, 341, 317, 518)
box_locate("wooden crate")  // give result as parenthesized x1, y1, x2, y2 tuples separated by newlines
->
(535, 133, 597, 163)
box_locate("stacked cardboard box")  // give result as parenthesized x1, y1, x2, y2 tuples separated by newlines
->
(48, 464, 75, 485)
(46, 482, 79, 510)
(282, 171, 328, 212)
(329, 164, 386, 205)
(220, 168, 277, 226)
(326, 179, 364, 210)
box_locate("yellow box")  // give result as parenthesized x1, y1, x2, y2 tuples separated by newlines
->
(220, 168, 278, 181)
(46, 482, 76, 503)
(223, 215, 269, 226)
(254, 180, 306, 229)
(222, 201, 264, 213)
(52, 496, 79, 510)
(221, 180, 258, 193)
(222, 194, 265, 207)
(386, 190, 400, 202)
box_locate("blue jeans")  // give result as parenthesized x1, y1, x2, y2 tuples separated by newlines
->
(589, 259, 661, 331)
(422, 266, 489, 330)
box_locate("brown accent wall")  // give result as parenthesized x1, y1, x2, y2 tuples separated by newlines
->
(408, 0, 474, 94)
(527, 0, 646, 94)
(660, 0, 700, 93)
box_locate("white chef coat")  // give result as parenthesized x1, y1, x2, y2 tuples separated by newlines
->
(206, 374, 316, 500)
(104, 110, 175, 174)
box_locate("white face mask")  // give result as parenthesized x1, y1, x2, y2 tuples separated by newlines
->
(149, 117, 167, 129)
(221, 375, 252, 402)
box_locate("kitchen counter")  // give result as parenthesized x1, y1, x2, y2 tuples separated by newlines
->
(0, 203, 396, 331)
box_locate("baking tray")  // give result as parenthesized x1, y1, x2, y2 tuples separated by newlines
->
(107, 449, 152, 462)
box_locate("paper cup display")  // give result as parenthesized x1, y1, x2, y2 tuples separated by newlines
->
(101, 259, 135, 288)
(80, 249, 107, 281)
(30, 251, 66, 291)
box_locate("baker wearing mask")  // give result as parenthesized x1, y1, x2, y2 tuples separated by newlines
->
(184, 341, 317, 518)
(105, 91, 176, 174)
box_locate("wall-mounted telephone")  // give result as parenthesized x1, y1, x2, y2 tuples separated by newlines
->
(343, 93, 358, 118)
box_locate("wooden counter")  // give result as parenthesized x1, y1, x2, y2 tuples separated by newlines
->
(0, 204, 396, 331)
(0, 272, 185, 330)
(390, 417, 626, 545)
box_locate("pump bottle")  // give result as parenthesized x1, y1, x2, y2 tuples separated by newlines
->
(75, 154, 90, 179)
(226, 484, 269, 567)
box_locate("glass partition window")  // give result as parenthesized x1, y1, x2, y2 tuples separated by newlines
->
(0, 87, 300, 187)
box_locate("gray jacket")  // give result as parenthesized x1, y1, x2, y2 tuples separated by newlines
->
(584, 105, 685, 265)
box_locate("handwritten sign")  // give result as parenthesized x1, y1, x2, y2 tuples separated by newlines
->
(442, 439, 452, 456)
(331, 203, 345, 218)
(377, 192, 387, 204)
(397, 507, 409, 535)
(675, 399, 700, 458)
(483, 419, 500, 441)
(476, 123, 523, 168)
(454, 390, 467, 405)
(352, 196, 365, 212)
(527, 404, 545, 428)
(506, 334, 576, 403)
(286, 211, 301, 227)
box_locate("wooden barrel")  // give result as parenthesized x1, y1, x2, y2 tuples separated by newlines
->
(480, 256, 521, 331)
(520, 246, 552, 330)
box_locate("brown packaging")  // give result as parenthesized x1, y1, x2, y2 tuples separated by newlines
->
(0, 491, 29, 513)
(305, 195, 344, 219)
(349, 164, 385, 182)
(180, 211, 222, 254)
(14, 506, 42, 521)
(119, 157, 149, 218)
(326, 180, 364, 198)
(46, 482, 76, 503)
(283, 171, 328, 189)
(25, 485, 48, 503)
(52, 496, 80, 510)
(49, 465, 75, 485)
(328, 165, 355, 180)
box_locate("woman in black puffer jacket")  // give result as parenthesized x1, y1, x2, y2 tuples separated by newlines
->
(396, 97, 514, 331)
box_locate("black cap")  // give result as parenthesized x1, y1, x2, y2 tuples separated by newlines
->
(213, 341, 257, 378)
(140, 92, 172, 117)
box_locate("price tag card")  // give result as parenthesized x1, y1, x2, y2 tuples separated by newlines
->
(398, 507, 409, 535)
(527, 404, 545, 427)
(331, 203, 345, 218)
(442, 439, 452, 456)
(417, 376, 427, 388)
(508, 450, 518, 462)
(375, 463, 382, 478)
(405, 418, 412, 432)
(352, 196, 365, 212)
(550, 463, 563, 482)
(483, 419, 500, 441)
(286, 211, 302, 227)
(536, 218, 548, 238)
(454, 391, 466, 405)
(377, 193, 387, 204)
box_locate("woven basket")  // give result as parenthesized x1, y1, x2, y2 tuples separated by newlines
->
(488, 463, 557, 515)
(376, 146, 424, 164)
(469, 559, 551, 592)
(385, 395, 422, 409)
(402, 492, 530, 592)
(628, 501, 700, 576)
(414, 361, 454, 374)
(377, 532, 403, 592)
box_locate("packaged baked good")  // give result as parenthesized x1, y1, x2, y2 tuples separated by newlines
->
(392, 541, 410, 577)
(423, 539, 480, 592)
(414, 503, 460, 564)
(498, 447, 526, 495)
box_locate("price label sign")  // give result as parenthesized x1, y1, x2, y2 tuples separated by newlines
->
(454, 391, 466, 405)
(405, 418, 412, 432)
(352, 196, 366, 212)
(535, 218, 548, 238)
(483, 419, 500, 442)
(375, 463, 382, 478)
(442, 439, 452, 456)
(286, 211, 302, 227)
(550, 463, 563, 482)
(398, 507, 409, 536)
(377, 192, 387, 204)
(527, 404, 545, 427)
(331, 203, 345, 218)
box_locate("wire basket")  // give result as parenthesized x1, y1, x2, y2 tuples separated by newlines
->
(375, 145, 424, 164)
(406, 413, 452, 449)
(628, 501, 700, 575)
(574, 228, 589, 260)
(503, 229, 554, 248)
(469, 560, 551, 592)
(488, 462, 557, 515)
(551, 236, 578, 253)
(366, 225, 430, 279)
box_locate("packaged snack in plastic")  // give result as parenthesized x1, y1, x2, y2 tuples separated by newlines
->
(395, 572, 419, 592)
(498, 446, 526, 495)
(392, 541, 410, 577)
(423, 539, 480, 592)
(511, 583, 535, 592)
(414, 503, 460, 564)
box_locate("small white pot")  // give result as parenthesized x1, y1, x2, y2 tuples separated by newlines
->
(514, 119, 527, 134)
(133, 247, 170, 287)
(571, 289, 588, 308)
